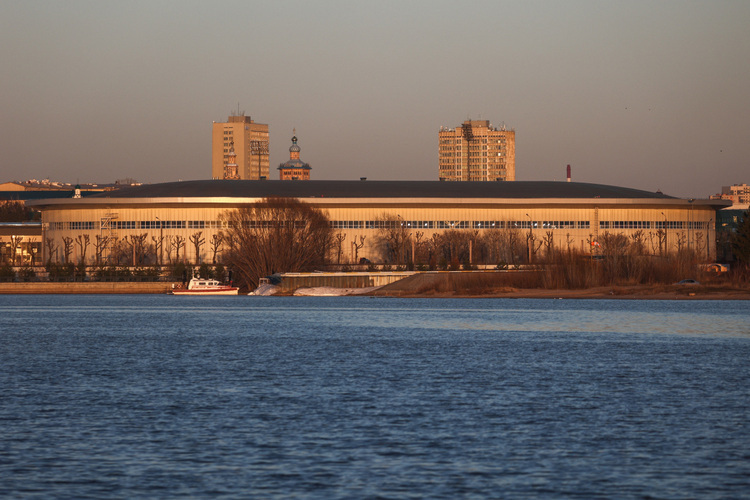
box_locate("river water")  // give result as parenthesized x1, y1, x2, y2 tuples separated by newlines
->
(1, 296, 749, 498)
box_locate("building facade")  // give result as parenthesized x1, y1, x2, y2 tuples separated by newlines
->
(278, 132, 311, 180)
(720, 184, 750, 205)
(211, 114, 270, 180)
(0, 222, 42, 266)
(439, 120, 515, 181)
(28, 180, 727, 266)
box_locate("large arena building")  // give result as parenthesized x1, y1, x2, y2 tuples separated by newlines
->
(26, 180, 729, 265)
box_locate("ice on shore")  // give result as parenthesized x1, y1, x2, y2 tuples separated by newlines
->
(293, 286, 381, 296)
(249, 284, 382, 296)
(248, 284, 280, 296)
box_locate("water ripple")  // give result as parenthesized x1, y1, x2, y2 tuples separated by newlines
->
(1, 295, 748, 498)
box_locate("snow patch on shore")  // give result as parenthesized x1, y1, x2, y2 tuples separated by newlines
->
(293, 286, 382, 296)
(248, 284, 280, 296)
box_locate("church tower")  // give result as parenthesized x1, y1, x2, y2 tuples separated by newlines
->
(277, 130, 311, 180)
(223, 142, 240, 180)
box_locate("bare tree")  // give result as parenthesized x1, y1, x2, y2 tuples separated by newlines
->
(351, 235, 366, 263)
(9, 236, 23, 266)
(75, 234, 90, 265)
(45, 238, 57, 264)
(675, 231, 687, 253)
(542, 231, 554, 257)
(109, 237, 129, 266)
(565, 232, 575, 253)
(430, 230, 480, 268)
(527, 233, 542, 264)
(151, 234, 164, 266)
(222, 197, 333, 290)
(600, 232, 629, 257)
(412, 231, 425, 263)
(334, 232, 347, 264)
(170, 235, 186, 263)
(0, 200, 28, 222)
(480, 225, 524, 266)
(94, 235, 109, 267)
(210, 233, 224, 264)
(694, 231, 705, 257)
(121, 235, 136, 265)
(647, 231, 659, 256)
(129, 234, 149, 265)
(62, 237, 74, 264)
(189, 231, 205, 264)
(656, 229, 667, 256)
(630, 230, 646, 256)
(376, 214, 410, 264)
(164, 235, 174, 264)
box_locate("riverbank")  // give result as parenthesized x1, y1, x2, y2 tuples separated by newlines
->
(0, 282, 179, 294)
(2, 280, 748, 300)
(368, 284, 750, 300)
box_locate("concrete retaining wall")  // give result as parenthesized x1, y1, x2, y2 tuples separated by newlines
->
(0, 282, 179, 294)
(278, 272, 415, 292)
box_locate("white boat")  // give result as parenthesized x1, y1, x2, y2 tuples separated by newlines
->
(172, 277, 239, 295)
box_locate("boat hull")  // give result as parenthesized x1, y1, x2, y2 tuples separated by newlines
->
(171, 288, 239, 295)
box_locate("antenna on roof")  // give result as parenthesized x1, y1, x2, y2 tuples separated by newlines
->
(231, 102, 244, 117)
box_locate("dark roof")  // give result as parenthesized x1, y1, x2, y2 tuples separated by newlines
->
(0, 190, 99, 201)
(277, 159, 312, 171)
(89, 179, 676, 200)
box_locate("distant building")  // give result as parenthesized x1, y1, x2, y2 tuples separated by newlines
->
(29, 180, 729, 264)
(211, 114, 269, 180)
(715, 183, 750, 205)
(0, 182, 27, 192)
(278, 132, 311, 181)
(439, 120, 515, 181)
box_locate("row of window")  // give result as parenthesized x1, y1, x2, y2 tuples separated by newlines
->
(600, 221, 709, 230)
(438, 138, 509, 145)
(334, 220, 591, 230)
(49, 220, 705, 231)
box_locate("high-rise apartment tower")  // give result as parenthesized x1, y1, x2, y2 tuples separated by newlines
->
(211, 114, 269, 180)
(438, 120, 515, 181)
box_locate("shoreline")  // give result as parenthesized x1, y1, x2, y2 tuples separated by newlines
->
(366, 285, 750, 300)
(0, 282, 178, 294)
(1, 282, 748, 300)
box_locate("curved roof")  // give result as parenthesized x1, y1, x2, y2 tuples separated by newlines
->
(278, 159, 312, 171)
(88, 179, 677, 200)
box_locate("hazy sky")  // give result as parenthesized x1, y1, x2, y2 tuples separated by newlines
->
(1, 1, 748, 198)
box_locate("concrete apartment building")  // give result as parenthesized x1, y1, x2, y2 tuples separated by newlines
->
(720, 184, 750, 205)
(211, 114, 270, 180)
(439, 120, 515, 182)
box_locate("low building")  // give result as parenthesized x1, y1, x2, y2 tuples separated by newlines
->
(0, 222, 43, 266)
(27, 180, 729, 266)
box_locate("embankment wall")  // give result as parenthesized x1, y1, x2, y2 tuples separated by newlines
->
(0, 282, 179, 294)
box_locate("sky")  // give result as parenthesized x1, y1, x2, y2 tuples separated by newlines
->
(1, 0, 748, 198)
